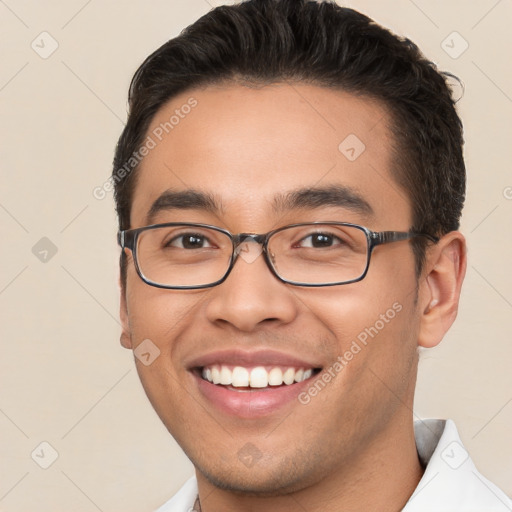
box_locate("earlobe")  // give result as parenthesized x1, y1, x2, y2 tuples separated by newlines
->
(417, 232, 467, 349)
(119, 277, 133, 349)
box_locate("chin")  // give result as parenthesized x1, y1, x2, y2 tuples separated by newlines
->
(192, 449, 329, 497)
(200, 469, 302, 496)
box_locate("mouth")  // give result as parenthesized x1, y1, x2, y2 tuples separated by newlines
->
(195, 364, 321, 390)
(190, 358, 322, 418)
(186, 349, 324, 418)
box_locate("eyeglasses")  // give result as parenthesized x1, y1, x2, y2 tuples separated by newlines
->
(118, 222, 438, 289)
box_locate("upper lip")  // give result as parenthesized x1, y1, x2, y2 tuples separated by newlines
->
(186, 348, 323, 370)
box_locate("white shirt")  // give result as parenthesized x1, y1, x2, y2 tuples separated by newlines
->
(155, 419, 512, 511)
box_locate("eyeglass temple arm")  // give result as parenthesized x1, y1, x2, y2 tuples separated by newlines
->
(118, 230, 137, 249)
(372, 231, 439, 246)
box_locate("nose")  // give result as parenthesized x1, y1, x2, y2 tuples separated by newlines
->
(205, 240, 298, 332)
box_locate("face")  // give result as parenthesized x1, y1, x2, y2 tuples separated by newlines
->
(121, 83, 425, 494)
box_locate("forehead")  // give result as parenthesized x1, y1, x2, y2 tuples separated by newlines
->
(130, 83, 411, 230)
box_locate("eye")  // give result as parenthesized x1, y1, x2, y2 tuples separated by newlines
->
(166, 233, 214, 249)
(296, 232, 345, 248)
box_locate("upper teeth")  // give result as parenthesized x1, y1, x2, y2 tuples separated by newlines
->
(201, 365, 313, 388)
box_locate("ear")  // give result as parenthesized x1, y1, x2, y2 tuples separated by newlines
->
(119, 275, 133, 349)
(417, 231, 467, 348)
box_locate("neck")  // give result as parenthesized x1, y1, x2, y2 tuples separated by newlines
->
(195, 414, 424, 512)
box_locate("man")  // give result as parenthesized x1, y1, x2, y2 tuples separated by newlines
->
(112, 1, 511, 510)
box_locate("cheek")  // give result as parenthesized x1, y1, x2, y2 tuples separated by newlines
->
(123, 268, 212, 406)
(294, 275, 413, 349)
(124, 273, 208, 426)
(291, 251, 419, 393)
(125, 263, 201, 344)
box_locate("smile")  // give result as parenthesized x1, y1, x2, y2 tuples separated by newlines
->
(200, 365, 317, 389)
(187, 349, 323, 417)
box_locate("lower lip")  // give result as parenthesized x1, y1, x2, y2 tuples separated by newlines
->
(192, 371, 317, 418)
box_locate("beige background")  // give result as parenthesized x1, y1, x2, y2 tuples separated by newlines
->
(1, 0, 511, 510)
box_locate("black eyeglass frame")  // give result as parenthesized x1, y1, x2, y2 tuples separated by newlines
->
(118, 222, 439, 290)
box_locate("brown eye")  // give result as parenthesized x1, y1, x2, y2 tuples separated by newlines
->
(296, 233, 344, 248)
(166, 233, 213, 249)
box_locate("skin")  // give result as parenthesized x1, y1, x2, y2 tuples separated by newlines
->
(119, 83, 466, 512)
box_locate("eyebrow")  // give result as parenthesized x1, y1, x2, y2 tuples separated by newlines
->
(272, 185, 374, 218)
(146, 189, 222, 225)
(145, 184, 374, 225)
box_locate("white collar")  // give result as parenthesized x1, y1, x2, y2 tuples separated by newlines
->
(403, 418, 511, 511)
